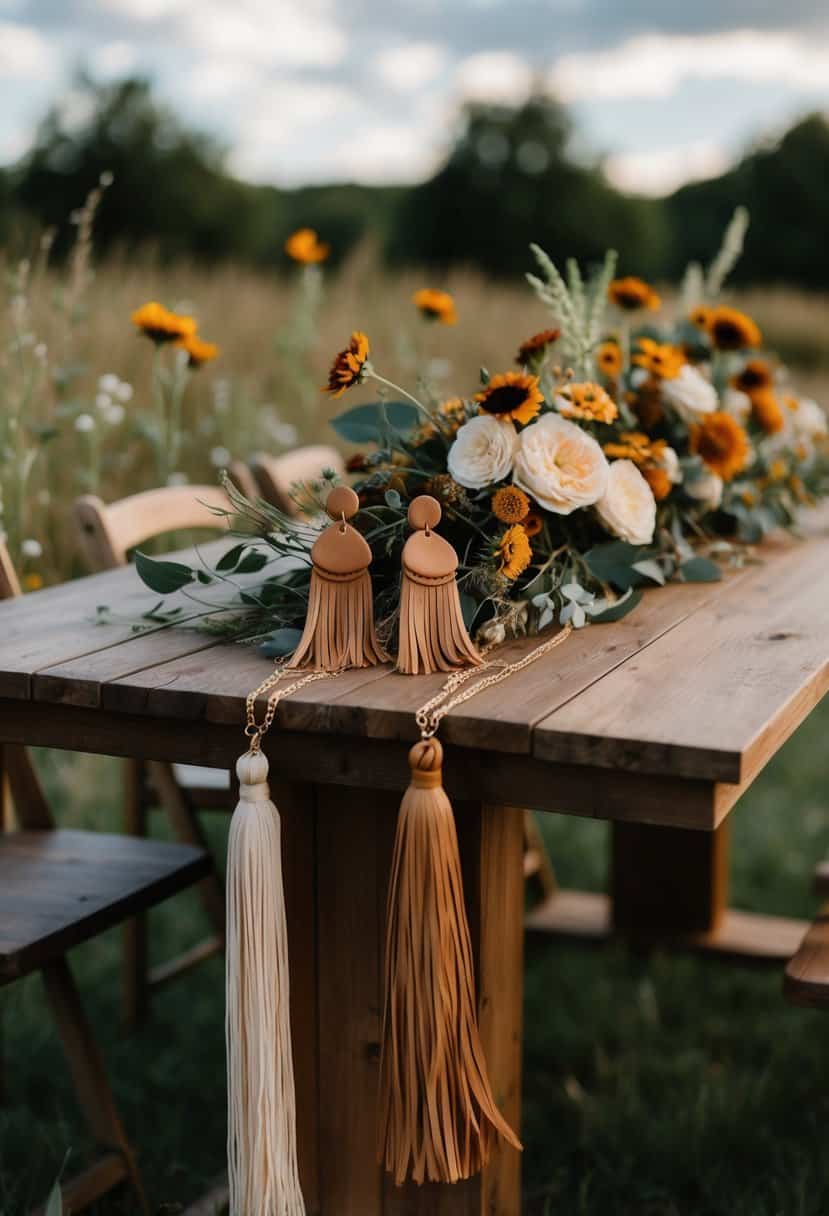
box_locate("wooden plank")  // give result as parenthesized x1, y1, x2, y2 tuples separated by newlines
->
(611, 820, 729, 936)
(784, 916, 829, 1007)
(0, 697, 726, 831)
(534, 521, 829, 782)
(527, 890, 808, 962)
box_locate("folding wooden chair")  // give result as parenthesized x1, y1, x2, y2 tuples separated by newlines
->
(73, 484, 232, 1025)
(784, 864, 829, 1008)
(0, 544, 211, 1213)
(250, 445, 345, 512)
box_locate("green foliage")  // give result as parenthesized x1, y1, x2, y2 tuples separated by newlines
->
(328, 401, 419, 445)
(134, 551, 194, 594)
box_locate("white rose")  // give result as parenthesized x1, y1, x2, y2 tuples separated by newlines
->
(447, 414, 518, 489)
(661, 364, 717, 419)
(686, 469, 723, 511)
(791, 397, 828, 440)
(595, 459, 656, 545)
(513, 413, 608, 515)
(722, 388, 751, 421)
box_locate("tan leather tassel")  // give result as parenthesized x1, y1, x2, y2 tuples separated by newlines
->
(397, 495, 481, 675)
(289, 485, 387, 671)
(379, 737, 521, 1185)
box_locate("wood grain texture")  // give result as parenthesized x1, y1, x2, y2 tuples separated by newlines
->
(784, 916, 829, 1008)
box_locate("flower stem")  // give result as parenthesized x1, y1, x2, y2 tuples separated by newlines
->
(368, 370, 435, 425)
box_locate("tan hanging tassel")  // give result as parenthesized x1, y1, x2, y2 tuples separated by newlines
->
(289, 484, 388, 670)
(227, 665, 338, 1216)
(380, 617, 574, 1186)
(397, 495, 481, 675)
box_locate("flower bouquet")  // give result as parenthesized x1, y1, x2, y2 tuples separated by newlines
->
(136, 209, 829, 652)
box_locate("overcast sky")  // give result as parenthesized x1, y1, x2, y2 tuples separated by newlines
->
(1, 0, 829, 195)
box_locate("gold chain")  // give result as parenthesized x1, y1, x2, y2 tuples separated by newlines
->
(244, 665, 343, 752)
(415, 623, 573, 739)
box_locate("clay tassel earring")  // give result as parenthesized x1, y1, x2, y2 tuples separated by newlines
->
(396, 494, 481, 675)
(289, 484, 388, 671)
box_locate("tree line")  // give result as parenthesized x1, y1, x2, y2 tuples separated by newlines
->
(2, 75, 828, 287)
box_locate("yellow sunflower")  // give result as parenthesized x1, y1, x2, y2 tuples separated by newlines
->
(689, 411, 750, 482)
(751, 388, 785, 435)
(642, 465, 672, 502)
(285, 228, 329, 264)
(496, 525, 532, 580)
(557, 381, 618, 424)
(732, 358, 773, 395)
(632, 337, 685, 380)
(707, 306, 761, 351)
(475, 371, 543, 425)
(608, 277, 661, 312)
(516, 328, 560, 365)
(596, 341, 622, 378)
(492, 485, 530, 524)
(176, 333, 220, 368)
(413, 288, 457, 325)
(323, 331, 370, 397)
(131, 301, 196, 344)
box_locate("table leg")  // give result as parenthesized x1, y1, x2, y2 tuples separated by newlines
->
(273, 776, 525, 1216)
(611, 819, 729, 937)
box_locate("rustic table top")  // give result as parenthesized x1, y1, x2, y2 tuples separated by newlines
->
(0, 503, 826, 830)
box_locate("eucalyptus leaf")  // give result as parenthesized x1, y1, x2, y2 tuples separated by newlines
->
(134, 551, 194, 594)
(216, 543, 247, 572)
(44, 1178, 63, 1216)
(631, 558, 665, 585)
(585, 540, 651, 590)
(259, 627, 303, 658)
(384, 489, 402, 509)
(678, 556, 722, 583)
(235, 551, 269, 574)
(329, 401, 419, 445)
(588, 587, 643, 623)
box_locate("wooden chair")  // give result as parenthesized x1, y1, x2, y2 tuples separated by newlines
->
(250, 445, 345, 513)
(784, 865, 829, 1008)
(74, 485, 233, 1025)
(0, 545, 211, 1213)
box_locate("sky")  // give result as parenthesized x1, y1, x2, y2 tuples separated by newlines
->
(1, 1, 829, 195)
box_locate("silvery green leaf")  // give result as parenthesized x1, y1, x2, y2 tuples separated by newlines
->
(572, 603, 587, 628)
(531, 593, 550, 609)
(539, 606, 554, 630)
(560, 601, 574, 624)
(631, 559, 665, 585)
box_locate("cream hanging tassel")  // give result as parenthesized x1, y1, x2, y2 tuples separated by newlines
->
(227, 666, 337, 1216)
(379, 620, 573, 1186)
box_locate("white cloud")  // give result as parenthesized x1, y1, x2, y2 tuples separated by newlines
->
(98, 0, 186, 18)
(549, 30, 829, 101)
(229, 80, 357, 181)
(0, 21, 56, 77)
(331, 120, 443, 184)
(91, 40, 138, 78)
(182, 1, 346, 69)
(454, 51, 531, 104)
(605, 140, 731, 195)
(374, 42, 448, 93)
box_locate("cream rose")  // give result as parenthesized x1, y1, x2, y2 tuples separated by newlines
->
(513, 413, 608, 515)
(447, 414, 518, 489)
(657, 445, 682, 484)
(686, 469, 724, 511)
(791, 397, 828, 440)
(595, 459, 656, 545)
(661, 364, 717, 419)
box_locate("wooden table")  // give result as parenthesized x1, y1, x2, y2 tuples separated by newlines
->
(1, 504, 827, 1215)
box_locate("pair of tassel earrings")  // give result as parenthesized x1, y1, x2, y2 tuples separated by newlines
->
(226, 485, 520, 1216)
(290, 483, 481, 675)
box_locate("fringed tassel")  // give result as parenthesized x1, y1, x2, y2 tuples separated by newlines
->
(226, 750, 305, 1216)
(378, 738, 521, 1185)
(289, 566, 387, 671)
(397, 570, 481, 675)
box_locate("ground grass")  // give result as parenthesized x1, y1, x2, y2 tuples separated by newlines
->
(1, 695, 827, 1215)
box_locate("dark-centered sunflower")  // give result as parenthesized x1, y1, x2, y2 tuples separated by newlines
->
(131, 301, 196, 344)
(475, 371, 543, 425)
(689, 411, 750, 481)
(707, 306, 761, 351)
(516, 328, 560, 365)
(608, 277, 661, 312)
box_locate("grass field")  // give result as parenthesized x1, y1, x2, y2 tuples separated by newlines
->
(1, 253, 828, 1214)
(0, 693, 827, 1215)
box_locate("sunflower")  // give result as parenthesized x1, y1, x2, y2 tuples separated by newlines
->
(642, 465, 672, 502)
(516, 328, 560, 365)
(413, 288, 457, 325)
(523, 510, 543, 538)
(608, 277, 661, 312)
(689, 304, 714, 330)
(176, 333, 219, 368)
(632, 337, 684, 381)
(131, 301, 196, 344)
(689, 411, 750, 481)
(732, 358, 772, 395)
(596, 341, 622, 378)
(475, 371, 543, 425)
(556, 381, 618, 424)
(707, 306, 761, 351)
(324, 331, 370, 397)
(751, 388, 785, 434)
(492, 485, 530, 524)
(496, 525, 532, 580)
(285, 227, 329, 263)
